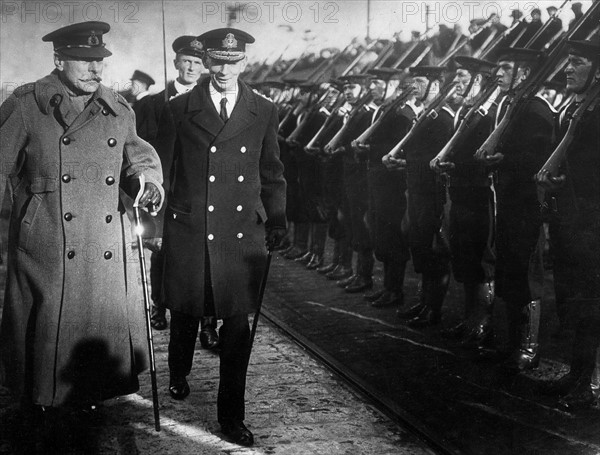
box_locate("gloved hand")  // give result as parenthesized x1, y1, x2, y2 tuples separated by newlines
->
(138, 182, 162, 216)
(143, 237, 163, 253)
(266, 227, 287, 251)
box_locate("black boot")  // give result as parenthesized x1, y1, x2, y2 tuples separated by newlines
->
(462, 282, 495, 352)
(199, 316, 219, 350)
(150, 303, 168, 330)
(504, 299, 540, 371)
(441, 282, 477, 340)
(407, 272, 449, 329)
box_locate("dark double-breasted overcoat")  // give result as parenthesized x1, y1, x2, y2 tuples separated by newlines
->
(0, 71, 164, 407)
(161, 78, 286, 319)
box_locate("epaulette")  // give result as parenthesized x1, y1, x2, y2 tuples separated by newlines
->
(114, 91, 133, 110)
(13, 83, 35, 98)
(252, 88, 273, 103)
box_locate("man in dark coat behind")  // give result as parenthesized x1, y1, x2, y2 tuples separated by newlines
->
(159, 28, 286, 447)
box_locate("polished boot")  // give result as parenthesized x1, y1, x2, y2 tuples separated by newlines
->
(344, 275, 373, 293)
(504, 299, 540, 371)
(294, 251, 313, 264)
(150, 304, 168, 330)
(558, 374, 596, 412)
(442, 282, 477, 340)
(169, 376, 190, 400)
(317, 262, 338, 274)
(372, 291, 404, 308)
(461, 282, 495, 351)
(407, 273, 449, 328)
(336, 273, 357, 288)
(199, 316, 219, 350)
(283, 246, 307, 260)
(220, 420, 254, 446)
(318, 239, 341, 274)
(327, 265, 353, 281)
(306, 254, 324, 270)
(364, 289, 385, 303)
(397, 303, 425, 320)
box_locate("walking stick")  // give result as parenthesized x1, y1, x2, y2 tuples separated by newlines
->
(133, 175, 161, 432)
(249, 248, 273, 350)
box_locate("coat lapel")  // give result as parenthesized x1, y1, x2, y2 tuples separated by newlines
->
(188, 79, 224, 138)
(216, 82, 258, 143)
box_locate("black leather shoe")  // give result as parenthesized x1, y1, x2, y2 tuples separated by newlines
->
(372, 291, 404, 308)
(397, 303, 425, 320)
(199, 327, 220, 350)
(150, 305, 168, 330)
(336, 274, 357, 288)
(440, 321, 467, 340)
(407, 307, 441, 328)
(283, 247, 307, 260)
(294, 251, 313, 264)
(317, 262, 338, 274)
(327, 266, 353, 281)
(169, 377, 190, 400)
(364, 289, 385, 302)
(306, 254, 324, 270)
(220, 420, 254, 446)
(279, 244, 295, 256)
(344, 276, 373, 293)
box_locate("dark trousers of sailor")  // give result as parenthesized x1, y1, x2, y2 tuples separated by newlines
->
(168, 255, 251, 424)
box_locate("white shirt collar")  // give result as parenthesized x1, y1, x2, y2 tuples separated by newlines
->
(174, 79, 195, 96)
(208, 79, 239, 118)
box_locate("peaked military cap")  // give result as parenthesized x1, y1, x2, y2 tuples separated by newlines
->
(409, 65, 446, 80)
(130, 70, 155, 87)
(339, 74, 371, 86)
(367, 67, 403, 81)
(196, 28, 255, 62)
(42, 21, 111, 59)
(496, 47, 543, 64)
(172, 35, 204, 58)
(567, 39, 600, 62)
(454, 56, 497, 75)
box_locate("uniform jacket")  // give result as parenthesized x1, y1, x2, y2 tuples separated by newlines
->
(0, 70, 164, 407)
(161, 78, 286, 318)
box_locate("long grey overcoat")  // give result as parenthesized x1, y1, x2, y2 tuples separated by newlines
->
(161, 79, 286, 318)
(0, 71, 164, 407)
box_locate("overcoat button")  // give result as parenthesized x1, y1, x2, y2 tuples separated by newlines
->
(105, 176, 115, 185)
(50, 95, 60, 107)
(238, 176, 244, 182)
(210, 146, 217, 153)
(208, 205, 214, 212)
(237, 205, 243, 211)
(208, 234, 214, 240)
(209, 175, 216, 182)
(62, 136, 71, 145)
(62, 174, 71, 183)
(237, 233, 244, 239)
(102, 109, 110, 115)
(67, 250, 75, 259)
(240, 146, 246, 153)
(104, 251, 113, 260)
(107, 138, 117, 147)
(64, 212, 73, 221)
(105, 215, 113, 223)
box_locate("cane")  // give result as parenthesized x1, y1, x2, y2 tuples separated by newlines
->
(133, 175, 161, 432)
(249, 247, 273, 350)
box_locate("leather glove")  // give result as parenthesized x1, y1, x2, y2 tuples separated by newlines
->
(266, 227, 287, 251)
(143, 237, 162, 253)
(138, 182, 161, 216)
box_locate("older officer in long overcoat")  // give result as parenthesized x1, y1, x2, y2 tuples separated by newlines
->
(0, 22, 163, 410)
(160, 28, 286, 447)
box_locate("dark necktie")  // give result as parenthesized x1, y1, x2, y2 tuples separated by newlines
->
(220, 97, 228, 122)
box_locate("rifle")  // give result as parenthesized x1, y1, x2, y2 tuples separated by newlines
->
(353, 85, 417, 145)
(430, 81, 500, 170)
(523, 0, 570, 50)
(304, 95, 348, 152)
(324, 93, 373, 152)
(537, 81, 600, 179)
(387, 83, 457, 160)
(475, 1, 600, 162)
(341, 39, 380, 77)
(256, 45, 291, 83)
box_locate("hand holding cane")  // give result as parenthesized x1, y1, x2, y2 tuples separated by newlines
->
(133, 174, 161, 431)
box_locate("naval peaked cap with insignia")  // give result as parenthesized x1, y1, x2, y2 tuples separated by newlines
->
(172, 35, 205, 58)
(196, 28, 255, 62)
(42, 21, 112, 59)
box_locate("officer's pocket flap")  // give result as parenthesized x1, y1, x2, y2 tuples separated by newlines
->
(256, 205, 268, 224)
(29, 177, 57, 193)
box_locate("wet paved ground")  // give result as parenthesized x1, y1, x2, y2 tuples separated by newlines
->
(0, 243, 434, 455)
(263, 246, 600, 455)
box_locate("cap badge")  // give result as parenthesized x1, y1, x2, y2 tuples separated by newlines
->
(222, 33, 237, 49)
(88, 31, 100, 46)
(190, 39, 203, 51)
